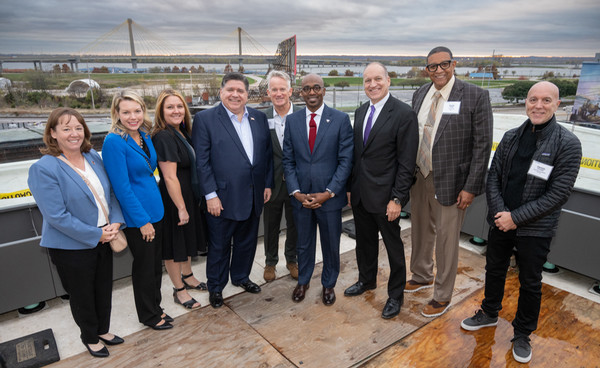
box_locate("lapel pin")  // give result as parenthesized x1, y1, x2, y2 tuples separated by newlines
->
(250, 117, 255, 120)
(326, 119, 330, 123)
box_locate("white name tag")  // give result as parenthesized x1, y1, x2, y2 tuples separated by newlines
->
(268, 118, 275, 129)
(443, 101, 461, 114)
(528, 160, 553, 181)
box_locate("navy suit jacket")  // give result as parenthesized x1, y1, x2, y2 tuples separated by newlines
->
(282, 104, 353, 212)
(28, 150, 125, 250)
(192, 103, 273, 221)
(102, 131, 164, 228)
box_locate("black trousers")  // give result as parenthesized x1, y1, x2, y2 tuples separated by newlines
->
(481, 227, 551, 337)
(352, 201, 406, 300)
(49, 242, 113, 345)
(125, 220, 164, 326)
(263, 188, 297, 266)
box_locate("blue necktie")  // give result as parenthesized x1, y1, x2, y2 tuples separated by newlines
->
(363, 105, 375, 145)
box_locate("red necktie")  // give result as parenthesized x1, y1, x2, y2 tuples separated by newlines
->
(309, 113, 317, 153)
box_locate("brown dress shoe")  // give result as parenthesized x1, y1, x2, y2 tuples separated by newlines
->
(421, 299, 451, 317)
(286, 262, 299, 280)
(292, 284, 309, 302)
(322, 287, 336, 306)
(404, 279, 434, 293)
(264, 265, 276, 282)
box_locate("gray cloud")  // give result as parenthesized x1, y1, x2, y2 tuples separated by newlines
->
(0, 0, 598, 56)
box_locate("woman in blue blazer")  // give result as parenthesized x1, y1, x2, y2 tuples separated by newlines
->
(102, 90, 171, 330)
(28, 108, 125, 358)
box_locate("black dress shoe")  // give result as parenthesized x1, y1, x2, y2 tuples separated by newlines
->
(85, 344, 109, 358)
(292, 284, 309, 302)
(162, 313, 174, 323)
(344, 281, 377, 296)
(322, 287, 336, 306)
(209, 292, 224, 308)
(149, 320, 173, 330)
(381, 298, 403, 319)
(98, 335, 124, 345)
(232, 280, 261, 294)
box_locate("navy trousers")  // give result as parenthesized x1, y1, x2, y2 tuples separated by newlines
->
(205, 212, 260, 292)
(293, 206, 342, 288)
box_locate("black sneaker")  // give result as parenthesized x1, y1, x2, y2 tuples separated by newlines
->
(511, 336, 532, 363)
(460, 309, 498, 331)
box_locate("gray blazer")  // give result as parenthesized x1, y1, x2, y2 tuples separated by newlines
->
(412, 79, 493, 206)
(266, 104, 303, 199)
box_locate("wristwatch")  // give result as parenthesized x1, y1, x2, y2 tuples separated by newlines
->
(393, 197, 401, 205)
(326, 189, 335, 198)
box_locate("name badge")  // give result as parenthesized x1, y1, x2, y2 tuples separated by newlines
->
(443, 101, 461, 114)
(528, 160, 553, 181)
(268, 118, 275, 129)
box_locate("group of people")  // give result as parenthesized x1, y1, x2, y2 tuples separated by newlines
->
(29, 89, 209, 357)
(28, 45, 582, 364)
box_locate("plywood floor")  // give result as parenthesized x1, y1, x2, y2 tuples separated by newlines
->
(48, 230, 599, 368)
(363, 268, 600, 368)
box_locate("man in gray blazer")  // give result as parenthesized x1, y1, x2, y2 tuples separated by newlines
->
(263, 70, 302, 282)
(407, 46, 493, 317)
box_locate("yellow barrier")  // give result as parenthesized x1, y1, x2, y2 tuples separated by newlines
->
(0, 189, 32, 200)
(492, 141, 599, 170)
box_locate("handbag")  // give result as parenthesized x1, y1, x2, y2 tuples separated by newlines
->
(57, 155, 127, 252)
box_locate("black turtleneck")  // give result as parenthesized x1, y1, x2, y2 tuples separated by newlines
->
(504, 117, 552, 210)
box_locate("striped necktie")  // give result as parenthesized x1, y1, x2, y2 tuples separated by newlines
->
(417, 91, 442, 178)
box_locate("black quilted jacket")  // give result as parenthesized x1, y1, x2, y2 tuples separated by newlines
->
(486, 116, 582, 237)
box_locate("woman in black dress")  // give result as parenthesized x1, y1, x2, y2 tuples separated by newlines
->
(152, 89, 208, 309)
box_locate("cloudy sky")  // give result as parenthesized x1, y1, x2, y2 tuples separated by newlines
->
(1, 0, 598, 57)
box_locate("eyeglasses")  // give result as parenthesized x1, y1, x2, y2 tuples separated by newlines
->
(301, 85, 323, 93)
(426, 60, 453, 72)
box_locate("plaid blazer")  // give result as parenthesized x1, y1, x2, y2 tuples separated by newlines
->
(412, 79, 493, 206)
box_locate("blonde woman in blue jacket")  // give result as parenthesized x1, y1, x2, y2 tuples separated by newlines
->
(28, 108, 125, 358)
(102, 90, 171, 330)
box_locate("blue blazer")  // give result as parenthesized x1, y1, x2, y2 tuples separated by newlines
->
(282, 104, 353, 212)
(192, 103, 273, 221)
(28, 150, 125, 250)
(102, 131, 164, 228)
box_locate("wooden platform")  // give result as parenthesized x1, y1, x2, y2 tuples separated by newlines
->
(47, 230, 599, 367)
(364, 268, 600, 368)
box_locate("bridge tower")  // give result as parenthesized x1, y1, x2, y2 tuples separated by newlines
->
(238, 27, 243, 72)
(127, 18, 138, 70)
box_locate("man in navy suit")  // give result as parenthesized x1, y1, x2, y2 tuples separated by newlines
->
(192, 73, 273, 308)
(282, 73, 353, 306)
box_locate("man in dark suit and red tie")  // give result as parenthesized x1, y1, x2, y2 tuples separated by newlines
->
(344, 62, 419, 319)
(192, 72, 273, 309)
(282, 73, 353, 306)
(407, 46, 493, 317)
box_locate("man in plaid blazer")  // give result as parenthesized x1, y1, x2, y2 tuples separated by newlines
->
(407, 46, 493, 317)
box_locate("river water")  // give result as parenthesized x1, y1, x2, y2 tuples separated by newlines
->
(4, 62, 581, 78)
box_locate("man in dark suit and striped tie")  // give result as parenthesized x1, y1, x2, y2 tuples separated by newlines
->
(407, 46, 493, 317)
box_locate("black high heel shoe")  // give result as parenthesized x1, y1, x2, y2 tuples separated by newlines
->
(173, 286, 201, 310)
(98, 335, 124, 345)
(85, 343, 109, 358)
(148, 319, 173, 330)
(181, 272, 207, 290)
